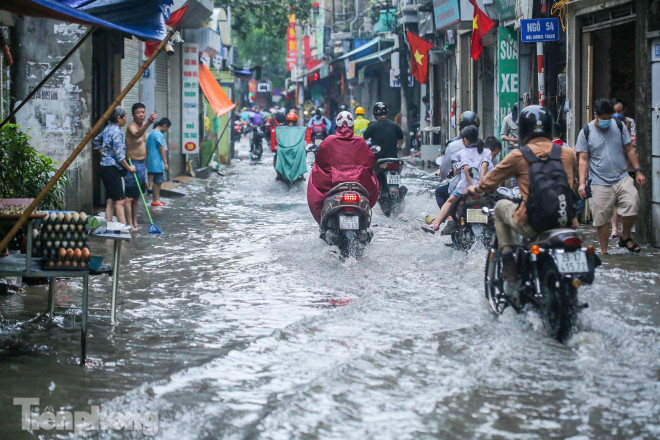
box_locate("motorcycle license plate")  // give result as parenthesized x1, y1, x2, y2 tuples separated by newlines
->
(314, 138, 322, 146)
(339, 216, 359, 230)
(556, 251, 589, 274)
(466, 209, 488, 224)
(386, 174, 401, 185)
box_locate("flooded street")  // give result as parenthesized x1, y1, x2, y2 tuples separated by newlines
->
(1, 143, 660, 439)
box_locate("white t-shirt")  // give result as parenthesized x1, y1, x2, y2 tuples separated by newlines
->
(454, 147, 492, 194)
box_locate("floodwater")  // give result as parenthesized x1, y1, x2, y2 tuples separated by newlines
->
(1, 140, 659, 439)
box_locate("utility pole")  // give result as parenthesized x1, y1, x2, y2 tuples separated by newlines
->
(396, 16, 411, 156)
(296, 17, 304, 122)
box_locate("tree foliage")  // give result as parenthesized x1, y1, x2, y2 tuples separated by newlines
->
(214, 0, 311, 41)
(237, 29, 287, 88)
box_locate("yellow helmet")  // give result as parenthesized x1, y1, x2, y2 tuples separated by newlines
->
(355, 106, 365, 115)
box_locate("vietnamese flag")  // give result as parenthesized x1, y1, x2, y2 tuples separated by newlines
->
(469, 0, 495, 61)
(406, 31, 433, 84)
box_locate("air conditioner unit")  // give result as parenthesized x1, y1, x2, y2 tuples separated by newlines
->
(257, 83, 271, 93)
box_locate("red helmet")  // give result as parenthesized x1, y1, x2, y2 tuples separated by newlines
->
(286, 112, 298, 122)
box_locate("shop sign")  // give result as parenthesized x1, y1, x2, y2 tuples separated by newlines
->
(182, 43, 200, 155)
(433, 0, 460, 30)
(521, 18, 560, 42)
(287, 14, 297, 71)
(389, 70, 414, 88)
(497, 27, 518, 136)
(494, 0, 515, 21)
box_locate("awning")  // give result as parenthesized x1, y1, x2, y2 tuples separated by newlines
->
(347, 47, 395, 79)
(0, 0, 172, 40)
(199, 62, 236, 118)
(333, 37, 380, 62)
(301, 61, 329, 78)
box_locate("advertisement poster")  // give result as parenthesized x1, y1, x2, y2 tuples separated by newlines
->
(497, 27, 518, 137)
(182, 43, 200, 155)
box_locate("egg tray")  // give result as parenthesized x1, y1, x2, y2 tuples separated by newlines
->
(41, 258, 91, 271)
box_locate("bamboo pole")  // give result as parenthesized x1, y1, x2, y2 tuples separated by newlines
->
(0, 27, 96, 130)
(0, 28, 176, 252)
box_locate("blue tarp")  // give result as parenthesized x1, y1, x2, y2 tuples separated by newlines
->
(0, 0, 172, 40)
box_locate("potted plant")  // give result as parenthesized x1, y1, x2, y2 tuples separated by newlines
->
(0, 124, 68, 254)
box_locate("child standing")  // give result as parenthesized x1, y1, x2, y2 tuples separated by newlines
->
(422, 126, 492, 233)
(146, 118, 171, 207)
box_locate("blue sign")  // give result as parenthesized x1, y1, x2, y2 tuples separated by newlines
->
(521, 18, 560, 43)
(433, 0, 460, 30)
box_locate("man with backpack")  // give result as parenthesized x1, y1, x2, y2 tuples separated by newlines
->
(576, 98, 647, 254)
(466, 105, 577, 299)
(307, 109, 331, 141)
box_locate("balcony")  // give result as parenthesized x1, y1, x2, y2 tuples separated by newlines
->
(186, 27, 222, 58)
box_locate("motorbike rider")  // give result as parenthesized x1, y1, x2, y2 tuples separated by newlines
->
(307, 109, 332, 140)
(433, 111, 480, 234)
(307, 111, 380, 224)
(363, 102, 405, 197)
(465, 105, 577, 304)
(353, 106, 370, 138)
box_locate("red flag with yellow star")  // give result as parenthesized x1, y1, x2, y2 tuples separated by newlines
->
(406, 31, 433, 84)
(470, 0, 495, 60)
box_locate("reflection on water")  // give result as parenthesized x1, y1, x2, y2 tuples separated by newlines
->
(1, 145, 659, 439)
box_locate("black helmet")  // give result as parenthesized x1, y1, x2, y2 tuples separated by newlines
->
(373, 102, 388, 116)
(459, 111, 480, 130)
(518, 105, 553, 145)
(315, 109, 322, 117)
(339, 104, 347, 112)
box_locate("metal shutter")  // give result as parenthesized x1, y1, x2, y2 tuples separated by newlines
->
(154, 52, 168, 117)
(121, 37, 141, 110)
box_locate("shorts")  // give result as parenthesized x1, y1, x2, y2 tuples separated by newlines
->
(99, 165, 126, 201)
(590, 175, 639, 227)
(124, 159, 147, 199)
(452, 189, 463, 199)
(149, 172, 166, 185)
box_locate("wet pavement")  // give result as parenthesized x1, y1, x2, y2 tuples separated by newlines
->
(1, 140, 659, 439)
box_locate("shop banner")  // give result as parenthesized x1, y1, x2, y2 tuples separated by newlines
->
(497, 27, 518, 130)
(182, 43, 200, 155)
(433, 0, 460, 30)
(316, 1, 325, 57)
(287, 14, 297, 71)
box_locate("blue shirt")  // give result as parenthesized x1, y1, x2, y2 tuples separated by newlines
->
(146, 130, 167, 173)
(93, 123, 126, 169)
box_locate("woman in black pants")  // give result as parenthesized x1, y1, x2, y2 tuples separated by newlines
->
(93, 107, 136, 225)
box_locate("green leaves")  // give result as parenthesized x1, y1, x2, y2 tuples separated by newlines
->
(214, 0, 311, 41)
(0, 124, 68, 209)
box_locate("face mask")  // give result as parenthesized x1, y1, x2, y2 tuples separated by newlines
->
(597, 119, 611, 129)
(613, 113, 623, 120)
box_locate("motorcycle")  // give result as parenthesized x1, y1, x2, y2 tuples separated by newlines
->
(232, 119, 245, 143)
(450, 187, 520, 250)
(375, 157, 407, 217)
(250, 124, 264, 160)
(483, 188, 601, 343)
(307, 144, 381, 258)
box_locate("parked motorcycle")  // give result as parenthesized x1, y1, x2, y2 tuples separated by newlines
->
(375, 158, 407, 217)
(250, 124, 264, 160)
(307, 144, 381, 258)
(483, 188, 601, 343)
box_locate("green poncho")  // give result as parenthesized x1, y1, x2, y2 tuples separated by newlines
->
(275, 126, 308, 183)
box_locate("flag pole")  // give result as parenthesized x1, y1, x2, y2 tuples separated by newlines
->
(0, 28, 177, 253)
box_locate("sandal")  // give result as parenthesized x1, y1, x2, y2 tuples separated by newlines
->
(618, 237, 641, 253)
(610, 234, 620, 240)
(421, 224, 439, 234)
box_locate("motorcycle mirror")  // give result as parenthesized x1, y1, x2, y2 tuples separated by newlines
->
(370, 145, 381, 154)
(304, 143, 317, 153)
(482, 207, 490, 215)
(435, 156, 442, 166)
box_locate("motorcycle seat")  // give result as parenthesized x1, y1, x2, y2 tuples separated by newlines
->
(376, 158, 404, 164)
(525, 228, 585, 248)
(327, 182, 369, 198)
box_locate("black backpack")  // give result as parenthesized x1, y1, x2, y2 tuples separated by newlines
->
(520, 144, 575, 232)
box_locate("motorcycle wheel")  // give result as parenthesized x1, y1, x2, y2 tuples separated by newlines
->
(378, 195, 391, 217)
(251, 142, 263, 160)
(338, 231, 364, 259)
(484, 238, 507, 315)
(540, 268, 577, 343)
(451, 226, 475, 251)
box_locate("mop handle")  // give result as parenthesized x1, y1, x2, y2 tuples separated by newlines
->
(127, 159, 156, 225)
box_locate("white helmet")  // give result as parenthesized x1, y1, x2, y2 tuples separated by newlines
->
(335, 110, 354, 128)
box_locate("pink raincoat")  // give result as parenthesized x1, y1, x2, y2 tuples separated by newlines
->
(307, 124, 379, 224)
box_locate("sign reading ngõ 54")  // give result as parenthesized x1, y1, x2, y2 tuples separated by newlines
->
(521, 18, 560, 42)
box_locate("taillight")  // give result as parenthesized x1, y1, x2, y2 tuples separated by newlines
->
(342, 193, 359, 203)
(563, 237, 582, 248)
(386, 163, 400, 171)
